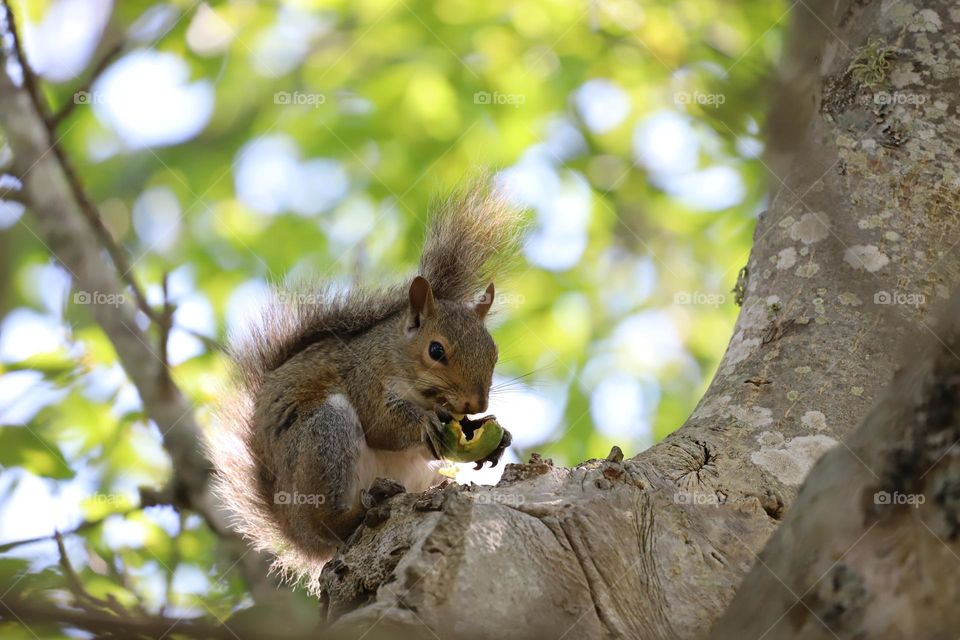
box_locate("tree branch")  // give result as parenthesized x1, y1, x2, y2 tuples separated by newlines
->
(0, 597, 240, 640)
(0, 592, 404, 639)
(0, 0, 269, 600)
(317, 0, 960, 636)
(0, 506, 142, 554)
(711, 295, 960, 638)
(0, 0, 211, 529)
(54, 531, 130, 618)
(0, 0, 155, 327)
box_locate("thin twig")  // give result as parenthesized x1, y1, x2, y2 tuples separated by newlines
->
(50, 40, 124, 127)
(0, 1, 49, 122)
(1, 0, 158, 328)
(104, 551, 150, 616)
(160, 510, 187, 617)
(54, 531, 128, 618)
(1, 4, 224, 355)
(0, 596, 241, 640)
(0, 0, 269, 599)
(160, 271, 173, 373)
(0, 507, 140, 553)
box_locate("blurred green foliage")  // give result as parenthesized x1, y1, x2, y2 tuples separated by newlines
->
(0, 0, 784, 627)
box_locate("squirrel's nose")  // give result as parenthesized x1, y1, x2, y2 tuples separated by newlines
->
(461, 395, 487, 415)
(468, 392, 488, 414)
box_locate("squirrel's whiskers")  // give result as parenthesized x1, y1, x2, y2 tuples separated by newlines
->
(208, 178, 525, 592)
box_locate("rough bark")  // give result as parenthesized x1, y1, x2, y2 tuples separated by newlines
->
(319, 1, 960, 638)
(3, 0, 959, 637)
(710, 299, 960, 639)
(711, 0, 960, 636)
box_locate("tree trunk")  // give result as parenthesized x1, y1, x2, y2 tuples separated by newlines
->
(320, 0, 960, 637)
(4, 0, 959, 637)
(0, 4, 279, 602)
(710, 300, 960, 640)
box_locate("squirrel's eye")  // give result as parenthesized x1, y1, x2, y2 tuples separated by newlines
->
(428, 341, 445, 361)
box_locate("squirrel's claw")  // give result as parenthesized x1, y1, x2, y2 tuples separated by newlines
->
(473, 427, 512, 470)
(361, 477, 405, 528)
(361, 477, 405, 510)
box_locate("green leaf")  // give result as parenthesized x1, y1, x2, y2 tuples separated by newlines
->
(0, 426, 74, 479)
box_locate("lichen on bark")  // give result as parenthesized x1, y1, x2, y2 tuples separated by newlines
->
(319, 1, 960, 637)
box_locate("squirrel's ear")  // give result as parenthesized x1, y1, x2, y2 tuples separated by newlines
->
(406, 276, 436, 332)
(474, 282, 495, 319)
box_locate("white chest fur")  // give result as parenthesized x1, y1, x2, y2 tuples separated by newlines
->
(356, 446, 442, 493)
(327, 393, 442, 494)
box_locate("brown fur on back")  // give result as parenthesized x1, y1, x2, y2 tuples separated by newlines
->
(209, 178, 523, 590)
(229, 177, 523, 392)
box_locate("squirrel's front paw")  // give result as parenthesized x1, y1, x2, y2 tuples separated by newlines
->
(473, 427, 512, 470)
(422, 411, 448, 459)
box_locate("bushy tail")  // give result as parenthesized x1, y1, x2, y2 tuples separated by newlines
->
(419, 177, 526, 302)
(209, 176, 525, 591)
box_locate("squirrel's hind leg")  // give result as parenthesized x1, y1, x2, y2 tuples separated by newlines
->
(275, 393, 443, 550)
(279, 393, 371, 548)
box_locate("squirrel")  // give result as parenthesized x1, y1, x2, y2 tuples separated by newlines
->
(208, 181, 523, 590)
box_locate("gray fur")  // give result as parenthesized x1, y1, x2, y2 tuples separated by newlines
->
(208, 181, 524, 592)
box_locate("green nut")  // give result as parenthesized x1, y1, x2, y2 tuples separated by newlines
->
(441, 415, 504, 463)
